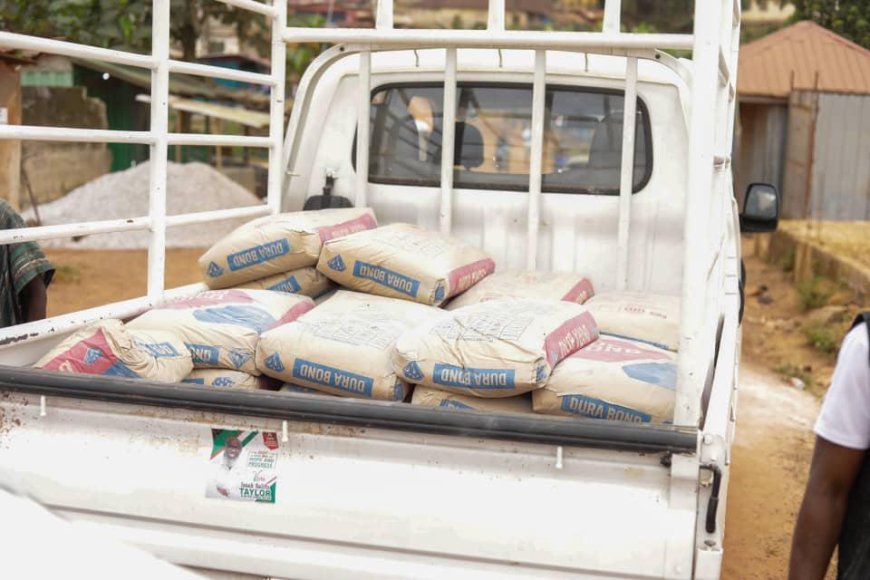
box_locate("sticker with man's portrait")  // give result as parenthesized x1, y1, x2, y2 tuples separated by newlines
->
(205, 429, 279, 503)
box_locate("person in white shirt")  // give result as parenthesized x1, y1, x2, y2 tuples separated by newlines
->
(790, 313, 870, 580)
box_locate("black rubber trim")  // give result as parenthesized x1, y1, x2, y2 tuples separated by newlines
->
(0, 366, 697, 454)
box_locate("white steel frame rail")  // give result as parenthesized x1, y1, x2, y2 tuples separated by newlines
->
(0, 0, 740, 429)
(279, 0, 738, 429)
(0, 0, 285, 341)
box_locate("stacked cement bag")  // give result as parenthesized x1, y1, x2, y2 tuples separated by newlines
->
(128, 289, 314, 374)
(256, 291, 442, 400)
(584, 291, 681, 351)
(533, 336, 677, 424)
(236, 268, 332, 299)
(199, 207, 377, 291)
(183, 369, 279, 390)
(394, 298, 599, 397)
(317, 223, 495, 306)
(411, 387, 533, 413)
(35, 319, 192, 382)
(447, 271, 594, 310)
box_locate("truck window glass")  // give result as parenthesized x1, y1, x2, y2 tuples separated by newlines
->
(362, 83, 652, 194)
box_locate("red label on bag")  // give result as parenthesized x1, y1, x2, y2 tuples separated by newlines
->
(161, 290, 255, 310)
(316, 214, 378, 242)
(543, 311, 599, 367)
(447, 258, 496, 297)
(570, 336, 672, 363)
(561, 278, 595, 304)
(268, 299, 316, 330)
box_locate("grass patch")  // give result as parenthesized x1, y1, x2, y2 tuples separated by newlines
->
(775, 362, 813, 388)
(804, 321, 839, 354)
(797, 276, 834, 311)
(52, 264, 81, 284)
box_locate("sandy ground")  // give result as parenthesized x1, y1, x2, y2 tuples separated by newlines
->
(721, 365, 831, 579)
(40, 248, 844, 578)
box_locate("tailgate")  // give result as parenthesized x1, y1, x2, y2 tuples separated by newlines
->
(0, 369, 699, 579)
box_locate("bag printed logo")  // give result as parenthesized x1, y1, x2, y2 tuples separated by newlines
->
(186, 343, 221, 366)
(622, 362, 677, 390)
(440, 399, 474, 410)
(573, 336, 672, 363)
(352, 261, 421, 298)
(434, 284, 446, 303)
(266, 276, 302, 294)
(328, 255, 346, 272)
(193, 305, 277, 334)
(559, 394, 651, 423)
(207, 261, 225, 278)
(227, 239, 291, 272)
(264, 352, 285, 373)
(84, 347, 103, 366)
(228, 349, 252, 370)
(213, 376, 236, 387)
(403, 361, 424, 381)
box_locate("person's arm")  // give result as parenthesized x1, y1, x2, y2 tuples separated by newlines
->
(789, 437, 866, 580)
(21, 274, 48, 322)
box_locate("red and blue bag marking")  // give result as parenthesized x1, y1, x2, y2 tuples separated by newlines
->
(40, 329, 139, 378)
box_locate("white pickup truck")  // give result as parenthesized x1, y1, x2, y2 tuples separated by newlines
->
(0, 0, 780, 578)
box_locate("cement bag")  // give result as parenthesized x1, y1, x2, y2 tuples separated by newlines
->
(256, 291, 441, 400)
(584, 291, 681, 351)
(236, 267, 332, 299)
(36, 319, 192, 382)
(182, 369, 279, 390)
(411, 386, 532, 414)
(394, 298, 599, 397)
(532, 336, 677, 424)
(317, 223, 495, 306)
(199, 207, 377, 289)
(447, 270, 594, 310)
(128, 289, 314, 374)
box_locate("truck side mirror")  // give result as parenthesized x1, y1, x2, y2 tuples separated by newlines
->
(740, 183, 779, 233)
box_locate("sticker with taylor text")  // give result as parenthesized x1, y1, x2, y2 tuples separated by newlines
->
(205, 429, 279, 503)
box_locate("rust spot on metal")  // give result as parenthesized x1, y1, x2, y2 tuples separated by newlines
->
(0, 332, 39, 346)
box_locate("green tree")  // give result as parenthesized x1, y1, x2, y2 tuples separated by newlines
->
(0, 0, 151, 51)
(792, 0, 870, 48)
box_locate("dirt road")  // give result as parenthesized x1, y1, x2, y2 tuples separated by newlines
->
(721, 365, 827, 579)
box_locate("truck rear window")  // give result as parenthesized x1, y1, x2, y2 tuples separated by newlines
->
(361, 83, 652, 195)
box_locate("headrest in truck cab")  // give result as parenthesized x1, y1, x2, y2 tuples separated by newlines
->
(454, 122, 484, 170)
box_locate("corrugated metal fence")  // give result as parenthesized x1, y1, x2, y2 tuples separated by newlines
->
(783, 91, 870, 220)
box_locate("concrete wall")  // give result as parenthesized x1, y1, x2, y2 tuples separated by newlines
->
(20, 86, 111, 208)
(0, 62, 22, 209)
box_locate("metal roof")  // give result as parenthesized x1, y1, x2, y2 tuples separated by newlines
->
(136, 94, 271, 129)
(738, 20, 870, 98)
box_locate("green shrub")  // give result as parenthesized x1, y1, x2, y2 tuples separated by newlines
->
(803, 322, 839, 354)
(775, 362, 812, 388)
(797, 277, 833, 311)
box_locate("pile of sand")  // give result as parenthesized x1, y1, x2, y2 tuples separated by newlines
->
(24, 161, 263, 249)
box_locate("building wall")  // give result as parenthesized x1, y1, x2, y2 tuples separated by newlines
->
(0, 63, 22, 209)
(404, 7, 532, 29)
(783, 91, 870, 220)
(20, 87, 111, 208)
(734, 101, 787, 207)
